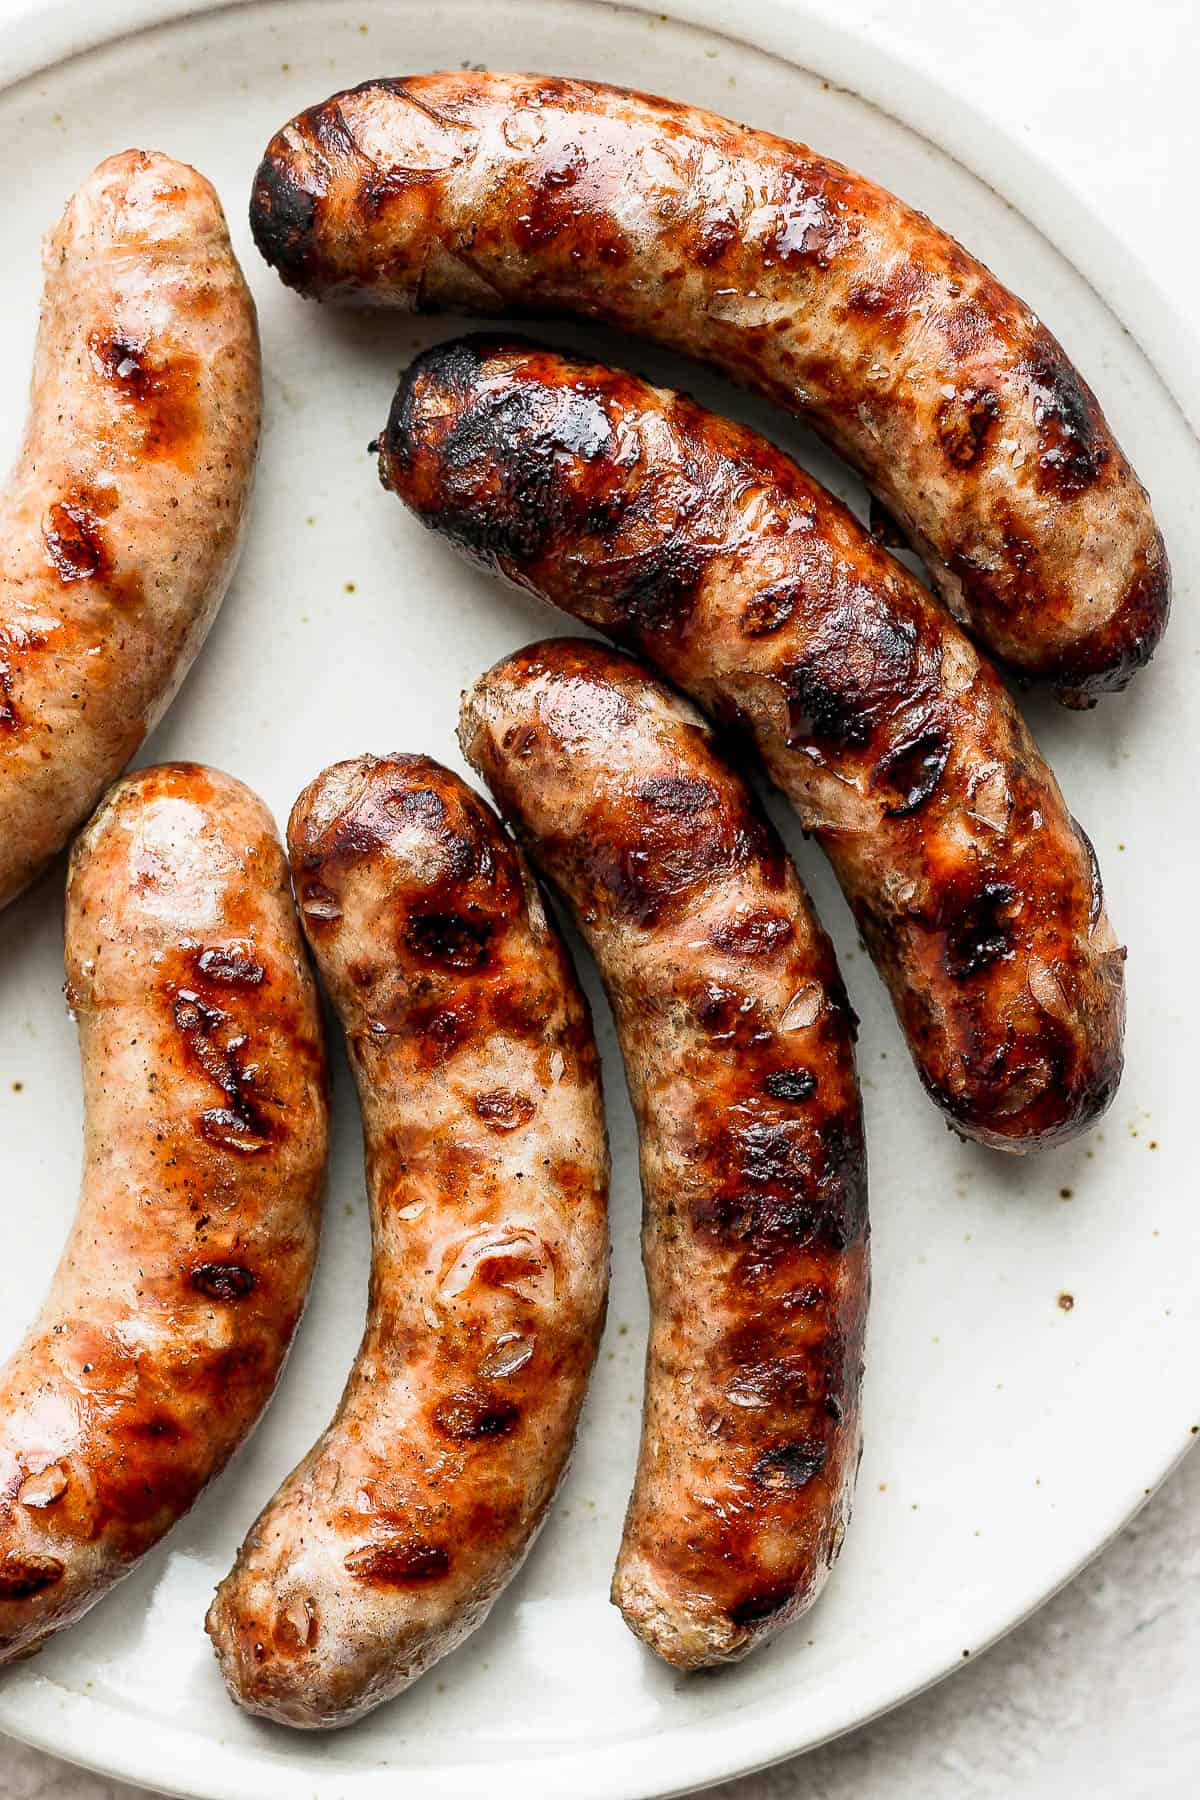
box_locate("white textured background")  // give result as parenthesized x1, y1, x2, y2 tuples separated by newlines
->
(2, 0, 1196, 1795)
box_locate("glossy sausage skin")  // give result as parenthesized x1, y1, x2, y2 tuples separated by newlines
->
(0, 152, 261, 910)
(461, 641, 868, 1669)
(206, 755, 609, 1728)
(0, 764, 328, 1664)
(250, 72, 1168, 703)
(383, 337, 1126, 1151)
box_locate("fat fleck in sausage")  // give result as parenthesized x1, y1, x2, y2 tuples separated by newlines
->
(0, 152, 261, 910)
(381, 337, 1126, 1150)
(206, 754, 608, 1727)
(250, 72, 1168, 702)
(0, 764, 328, 1663)
(461, 641, 868, 1669)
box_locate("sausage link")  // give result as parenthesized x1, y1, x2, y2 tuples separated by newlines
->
(250, 72, 1168, 703)
(460, 640, 868, 1669)
(382, 337, 1126, 1151)
(0, 764, 328, 1663)
(206, 755, 609, 1728)
(0, 152, 261, 910)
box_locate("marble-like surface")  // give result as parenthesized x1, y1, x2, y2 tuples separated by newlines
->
(2, 0, 1195, 1796)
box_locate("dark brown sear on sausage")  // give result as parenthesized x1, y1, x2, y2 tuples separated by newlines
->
(460, 639, 868, 1669)
(250, 71, 1169, 703)
(381, 338, 1127, 1152)
(0, 764, 329, 1665)
(206, 754, 609, 1728)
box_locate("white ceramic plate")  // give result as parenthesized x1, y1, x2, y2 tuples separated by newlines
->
(0, 3, 1197, 1796)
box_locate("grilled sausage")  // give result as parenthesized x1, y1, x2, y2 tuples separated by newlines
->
(250, 71, 1168, 703)
(0, 764, 328, 1664)
(461, 640, 868, 1669)
(382, 337, 1126, 1151)
(0, 151, 261, 911)
(206, 754, 608, 1728)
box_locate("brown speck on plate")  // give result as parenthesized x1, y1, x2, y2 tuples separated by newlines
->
(1058, 1293, 1075, 1312)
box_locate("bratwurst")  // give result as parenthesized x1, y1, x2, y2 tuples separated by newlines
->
(382, 336, 1126, 1151)
(461, 640, 868, 1669)
(207, 754, 608, 1727)
(0, 763, 328, 1664)
(250, 71, 1167, 702)
(0, 151, 260, 910)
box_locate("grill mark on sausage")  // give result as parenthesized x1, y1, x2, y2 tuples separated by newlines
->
(813, 1121, 869, 1251)
(936, 385, 1000, 469)
(875, 726, 950, 816)
(433, 1390, 521, 1441)
(1024, 340, 1109, 498)
(344, 1537, 451, 1584)
(403, 908, 495, 969)
(417, 373, 612, 563)
(473, 1088, 536, 1131)
(513, 141, 630, 266)
(689, 981, 774, 1048)
(691, 207, 740, 269)
(303, 780, 448, 870)
(741, 582, 797, 636)
(842, 261, 932, 342)
(637, 776, 718, 815)
(191, 1263, 256, 1301)
(172, 990, 274, 1151)
(249, 150, 318, 287)
(692, 1185, 818, 1255)
(691, 1097, 864, 1265)
(0, 654, 15, 734)
(943, 881, 1016, 981)
(728, 1584, 795, 1625)
(0, 1554, 65, 1598)
(764, 173, 849, 270)
(87, 330, 202, 464)
(763, 1068, 817, 1102)
(311, 101, 361, 164)
(195, 947, 266, 987)
(751, 1438, 827, 1491)
(42, 483, 143, 607)
(44, 497, 108, 583)
(710, 909, 794, 956)
(568, 807, 784, 930)
(781, 659, 872, 750)
(606, 537, 712, 634)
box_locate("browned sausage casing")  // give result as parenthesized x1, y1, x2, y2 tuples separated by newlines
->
(0, 764, 329, 1664)
(206, 755, 609, 1728)
(250, 72, 1168, 703)
(383, 337, 1126, 1151)
(461, 641, 868, 1669)
(0, 152, 261, 910)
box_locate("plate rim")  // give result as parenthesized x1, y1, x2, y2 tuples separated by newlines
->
(0, 1, 1196, 1795)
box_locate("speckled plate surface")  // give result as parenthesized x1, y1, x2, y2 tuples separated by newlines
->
(0, 2, 1197, 1795)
